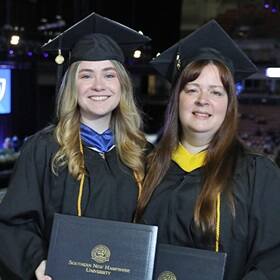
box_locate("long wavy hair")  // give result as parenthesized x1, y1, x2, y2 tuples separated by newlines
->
(136, 59, 243, 233)
(51, 60, 147, 184)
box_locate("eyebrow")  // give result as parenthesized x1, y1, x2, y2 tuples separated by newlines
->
(187, 83, 224, 89)
(78, 67, 117, 73)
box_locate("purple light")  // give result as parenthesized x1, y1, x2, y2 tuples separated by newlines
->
(27, 51, 33, 57)
(264, 3, 270, 9)
(272, 7, 277, 13)
(8, 49, 14, 55)
(42, 52, 49, 58)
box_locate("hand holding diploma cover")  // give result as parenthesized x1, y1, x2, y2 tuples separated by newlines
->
(153, 244, 226, 280)
(46, 214, 158, 279)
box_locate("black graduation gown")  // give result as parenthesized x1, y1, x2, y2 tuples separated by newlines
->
(0, 128, 138, 280)
(141, 153, 280, 280)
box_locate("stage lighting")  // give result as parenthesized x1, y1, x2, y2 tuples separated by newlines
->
(10, 35, 20, 45)
(133, 50, 142, 58)
(266, 67, 280, 78)
(42, 52, 49, 58)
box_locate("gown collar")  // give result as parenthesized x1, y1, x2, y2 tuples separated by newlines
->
(80, 123, 115, 153)
(171, 142, 207, 172)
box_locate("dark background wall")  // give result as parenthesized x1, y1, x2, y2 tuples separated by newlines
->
(0, 0, 182, 142)
(1, 0, 280, 143)
(0, 0, 182, 53)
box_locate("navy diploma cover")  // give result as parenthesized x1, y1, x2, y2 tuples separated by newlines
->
(46, 214, 158, 279)
(153, 244, 226, 280)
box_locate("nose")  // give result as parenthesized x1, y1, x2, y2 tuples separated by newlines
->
(194, 90, 209, 106)
(92, 75, 105, 91)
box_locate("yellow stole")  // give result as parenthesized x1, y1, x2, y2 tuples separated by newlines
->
(171, 142, 206, 172)
(171, 142, 221, 252)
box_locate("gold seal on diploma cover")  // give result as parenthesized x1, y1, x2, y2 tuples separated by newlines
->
(158, 271, 177, 280)
(91, 244, 111, 263)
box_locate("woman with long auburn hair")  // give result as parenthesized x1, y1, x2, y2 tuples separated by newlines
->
(0, 13, 150, 280)
(136, 20, 280, 280)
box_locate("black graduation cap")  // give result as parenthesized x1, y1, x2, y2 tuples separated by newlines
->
(150, 20, 257, 83)
(42, 12, 151, 64)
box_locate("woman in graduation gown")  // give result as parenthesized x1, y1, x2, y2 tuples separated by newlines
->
(0, 13, 150, 280)
(136, 20, 280, 279)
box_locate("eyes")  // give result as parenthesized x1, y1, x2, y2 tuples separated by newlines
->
(78, 71, 117, 80)
(104, 72, 117, 79)
(183, 85, 227, 98)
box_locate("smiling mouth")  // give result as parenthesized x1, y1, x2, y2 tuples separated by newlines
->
(89, 96, 110, 101)
(193, 111, 212, 118)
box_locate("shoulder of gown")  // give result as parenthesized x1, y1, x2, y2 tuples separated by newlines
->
(0, 127, 58, 279)
(224, 151, 280, 279)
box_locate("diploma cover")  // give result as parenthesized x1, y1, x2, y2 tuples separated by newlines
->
(153, 244, 227, 280)
(46, 213, 158, 279)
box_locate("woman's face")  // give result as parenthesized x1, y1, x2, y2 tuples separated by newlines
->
(77, 60, 121, 124)
(179, 63, 228, 142)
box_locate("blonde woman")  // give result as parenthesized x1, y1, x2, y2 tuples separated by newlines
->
(0, 13, 150, 280)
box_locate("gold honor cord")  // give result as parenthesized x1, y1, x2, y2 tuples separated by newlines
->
(77, 135, 85, 217)
(215, 192, 221, 252)
(171, 144, 221, 252)
(77, 135, 142, 217)
(78, 137, 221, 250)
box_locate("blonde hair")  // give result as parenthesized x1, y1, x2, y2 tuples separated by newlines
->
(52, 60, 147, 183)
